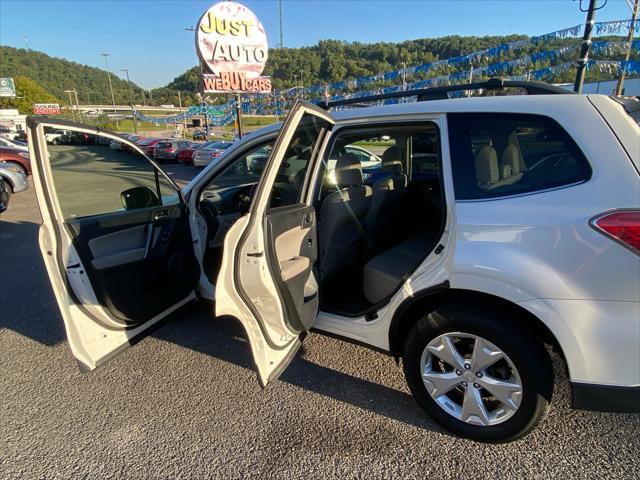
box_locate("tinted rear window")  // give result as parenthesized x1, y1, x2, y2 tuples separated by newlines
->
(157, 142, 172, 148)
(448, 113, 592, 200)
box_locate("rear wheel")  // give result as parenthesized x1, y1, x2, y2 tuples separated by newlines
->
(402, 304, 553, 442)
(0, 179, 11, 213)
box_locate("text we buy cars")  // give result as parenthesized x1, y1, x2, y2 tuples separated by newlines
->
(197, 1, 272, 93)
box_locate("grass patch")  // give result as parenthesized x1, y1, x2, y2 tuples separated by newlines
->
(102, 119, 169, 132)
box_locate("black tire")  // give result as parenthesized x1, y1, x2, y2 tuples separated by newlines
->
(403, 304, 553, 443)
(0, 178, 10, 213)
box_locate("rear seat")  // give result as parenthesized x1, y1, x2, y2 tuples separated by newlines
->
(362, 232, 433, 304)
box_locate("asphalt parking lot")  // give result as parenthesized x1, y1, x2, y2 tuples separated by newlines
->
(1, 166, 639, 479)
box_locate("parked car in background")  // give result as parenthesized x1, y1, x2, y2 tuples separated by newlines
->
(0, 163, 29, 214)
(154, 140, 193, 163)
(0, 177, 9, 213)
(0, 136, 28, 151)
(192, 130, 207, 141)
(177, 142, 204, 165)
(137, 138, 167, 158)
(0, 146, 31, 176)
(44, 129, 69, 145)
(192, 141, 233, 167)
(122, 135, 145, 152)
(0, 126, 20, 140)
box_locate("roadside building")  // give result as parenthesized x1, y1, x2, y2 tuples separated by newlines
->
(0, 109, 27, 132)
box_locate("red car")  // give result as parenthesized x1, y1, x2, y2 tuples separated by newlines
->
(177, 142, 204, 165)
(137, 138, 166, 158)
(0, 147, 31, 176)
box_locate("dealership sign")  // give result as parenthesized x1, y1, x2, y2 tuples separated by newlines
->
(196, 1, 272, 93)
(33, 103, 61, 115)
(0, 78, 16, 97)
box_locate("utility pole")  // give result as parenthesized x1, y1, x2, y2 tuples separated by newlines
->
(186, 25, 208, 136)
(574, 0, 598, 93)
(73, 89, 80, 119)
(64, 90, 76, 121)
(120, 68, 138, 134)
(299, 70, 305, 99)
(279, 0, 284, 48)
(401, 62, 407, 91)
(235, 93, 243, 139)
(100, 52, 119, 128)
(615, 0, 639, 95)
(178, 91, 186, 137)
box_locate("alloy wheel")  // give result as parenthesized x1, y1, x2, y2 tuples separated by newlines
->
(420, 332, 523, 426)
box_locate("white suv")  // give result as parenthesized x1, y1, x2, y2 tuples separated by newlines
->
(26, 80, 639, 442)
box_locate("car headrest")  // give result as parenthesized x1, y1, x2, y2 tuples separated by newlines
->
(502, 144, 521, 176)
(474, 145, 499, 186)
(381, 146, 403, 173)
(335, 153, 363, 187)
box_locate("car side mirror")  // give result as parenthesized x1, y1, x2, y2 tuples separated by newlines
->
(120, 187, 160, 210)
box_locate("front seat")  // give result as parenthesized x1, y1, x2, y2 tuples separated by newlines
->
(318, 153, 372, 280)
(363, 146, 408, 252)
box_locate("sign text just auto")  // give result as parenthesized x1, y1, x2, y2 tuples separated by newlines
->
(196, 2, 272, 93)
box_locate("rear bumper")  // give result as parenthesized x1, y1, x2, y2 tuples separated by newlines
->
(572, 382, 640, 413)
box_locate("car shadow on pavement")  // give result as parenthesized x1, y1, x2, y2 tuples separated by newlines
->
(0, 220, 66, 346)
(153, 302, 450, 436)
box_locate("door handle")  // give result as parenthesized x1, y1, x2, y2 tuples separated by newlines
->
(302, 212, 313, 227)
(247, 251, 263, 257)
(153, 209, 169, 221)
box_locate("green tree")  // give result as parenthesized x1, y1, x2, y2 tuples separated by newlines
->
(0, 76, 59, 114)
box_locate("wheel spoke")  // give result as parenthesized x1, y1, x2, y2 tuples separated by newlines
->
(461, 385, 490, 425)
(422, 371, 462, 398)
(479, 375, 523, 411)
(470, 337, 503, 372)
(427, 335, 465, 370)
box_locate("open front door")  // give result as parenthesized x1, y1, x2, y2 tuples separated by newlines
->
(216, 102, 335, 386)
(28, 118, 200, 371)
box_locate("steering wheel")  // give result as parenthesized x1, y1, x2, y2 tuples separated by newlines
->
(246, 183, 286, 208)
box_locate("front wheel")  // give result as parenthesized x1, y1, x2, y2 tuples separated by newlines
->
(403, 305, 553, 442)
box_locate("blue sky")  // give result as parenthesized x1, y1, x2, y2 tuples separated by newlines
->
(0, 0, 634, 88)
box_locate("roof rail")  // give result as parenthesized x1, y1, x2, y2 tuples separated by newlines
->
(319, 77, 574, 109)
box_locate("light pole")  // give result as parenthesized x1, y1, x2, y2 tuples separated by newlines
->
(64, 89, 76, 120)
(615, 0, 640, 95)
(100, 52, 119, 128)
(120, 68, 138, 134)
(186, 25, 208, 136)
(574, 0, 599, 93)
(299, 70, 305, 99)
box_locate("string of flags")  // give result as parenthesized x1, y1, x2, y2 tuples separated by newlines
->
(133, 18, 640, 126)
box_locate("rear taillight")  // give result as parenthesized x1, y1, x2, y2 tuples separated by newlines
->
(591, 210, 640, 254)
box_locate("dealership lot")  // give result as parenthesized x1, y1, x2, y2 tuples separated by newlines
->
(1, 174, 639, 479)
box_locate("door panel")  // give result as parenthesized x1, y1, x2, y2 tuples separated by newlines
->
(215, 102, 334, 386)
(67, 203, 198, 323)
(28, 118, 200, 369)
(266, 205, 318, 332)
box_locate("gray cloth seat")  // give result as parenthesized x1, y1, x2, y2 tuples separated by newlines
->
(363, 146, 408, 251)
(474, 145, 522, 191)
(363, 232, 432, 304)
(318, 153, 372, 280)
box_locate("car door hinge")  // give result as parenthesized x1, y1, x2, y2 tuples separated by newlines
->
(434, 244, 445, 255)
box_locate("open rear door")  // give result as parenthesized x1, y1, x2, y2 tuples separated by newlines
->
(28, 119, 200, 371)
(216, 102, 335, 386)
